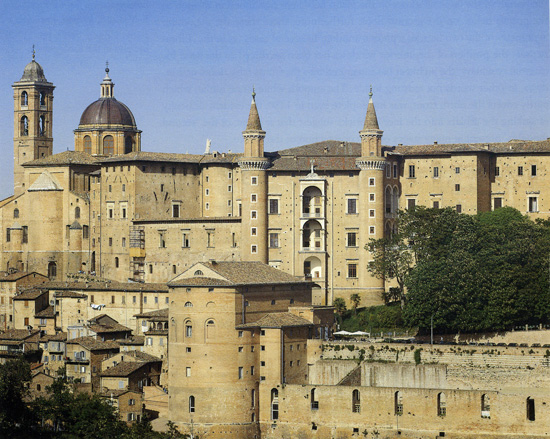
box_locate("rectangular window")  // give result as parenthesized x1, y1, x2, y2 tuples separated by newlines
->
(186, 325, 192, 337)
(205, 189, 210, 196)
(186, 367, 191, 377)
(518, 166, 523, 176)
(369, 226, 375, 234)
(493, 198, 502, 210)
(207, 231, 214, 247)
(6, 229, 10, 243)
(172, 204, 180, 218)
(347, 263, 357, 278)
(347, 198, 357, 214)
(495, 166, 500, 176)
(83, 225, 89, 239)
(433, 201, 440, 209)
(111, 295, 115, 304)
(228, 185, 232, 192)
(455, 167, 460, 174)
(407, 199, 416, 210)
(433, 167, 439, 178)
(456, 204, 462, 213)
(251, 245, 257, 253)
(532, 165, 537, 176)
(182, 232, 190, 248)
(251, 177, 257, 185)
(22, 226, 28, 244)
(347, 232, 357, 247)
(269, 199, 279, 214)
(251, 194, 257, 202)
(159, 231, 166, 248)
(132, 296, 136, 304)
(455, 184, 460, 191)
(143, 296, 147, 304)
(529, 197, 538, 212)
(122, 237, 126, 247)
(109, 237, 113, 247)
(386, 164, 391, 178)
(369, 178, 375, 186)
(269, 233, 279, 248)
(238, 367, 243, 379)
(369, 209, 375, 218)
(393, 163, 398, 178)
(408, 165, 415, 178)
(251, 211, 257, 219)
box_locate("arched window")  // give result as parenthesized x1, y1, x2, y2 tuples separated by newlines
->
(437, 392, 446, 417)
(302, 219, 322, 250)
(21, 91, 28, 107)
(395, 391, 403, 416)
(39, 91, 46, 106)
(20, 116, 28, 136)
(385, 186, 392, 214)
(13, 208, 19, 219)
(39, 115, 45, 136)
(481, 394, 490, 418)
(48, 262, 57, 279)
(184, 301, 193, 307)
(302, 186, 323, 216)
(185, 320, 193, 338)
(189, 395, 195, 413)
(206, 319, 215, 340)
(311, 388, 319, 410)
(194, 270, 203, 276)
(103, 135, 114, 155)
(124, 136, 133, 154)
(392, 186, 399, 213)
(75, 207, 80, 219)
(115, 257, 119, 268)
(527, 397, 535, 421)
(83, 136, 92, 154)
(352, 389, 360, 413)
(271, 388, 279, 420)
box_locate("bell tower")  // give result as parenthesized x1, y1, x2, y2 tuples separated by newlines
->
(12, 50, 54, 195)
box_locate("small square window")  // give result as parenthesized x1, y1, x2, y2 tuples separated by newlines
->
(251, 211, 257, 219)
(251, 177, 258, 185)
(369, 209, 375, 218)
(238, 331, 243, 337)
(186, 347, 191, 353)
(251, 194, 257, 202)
(251, 227, 257, 236)
(369, 226, 375, 234)
(368, 178, 375, 186)
(369, 193, 375, 202)
(228, 185, 232, 191)
(238, 346, 243, 352)
(251, 245, 257, 253)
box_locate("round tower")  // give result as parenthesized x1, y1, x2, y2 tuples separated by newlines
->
(239, 90, 269, 263)
(357, 88, 386, 302)
(12, 51, 55, 195)
(74, 65, 141, 156)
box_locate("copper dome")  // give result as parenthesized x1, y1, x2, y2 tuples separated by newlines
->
(79, 97, 136, 127)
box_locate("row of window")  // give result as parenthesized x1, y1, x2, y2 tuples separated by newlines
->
(410, 196, 540, 214)
(90, 294, 168, 305)
(19, 115, 47, 137)
(409, 164, 539, 179)
(385, 163, 399, 179)
(82, 135, 133, 155)
(270, 390, 536, 422)
(5, 226, 29, 243)
(20, 91, 47, 107)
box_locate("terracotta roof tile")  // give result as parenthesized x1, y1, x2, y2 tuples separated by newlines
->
(134, 308, 168, 319)
(236, 312, 313, 329)
(0, 329, 40, 341)
(118, 336, 145, 346)
(35, 305, 55, 318)
(100, 361, 158, 377)
(41, 280, 168, 293)
(68, 336, 120, 351)
(13, 289, 46, 300)
(24, 150, 101, 167)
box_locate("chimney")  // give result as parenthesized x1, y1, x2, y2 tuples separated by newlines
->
(434, 141, 438, 145)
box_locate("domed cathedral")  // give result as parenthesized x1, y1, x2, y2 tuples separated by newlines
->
(74, 66, 141, 156)
(12, 51, 55, 196)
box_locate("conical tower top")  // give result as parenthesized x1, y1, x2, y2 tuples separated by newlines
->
(363, 85, 380, 130)
(245, 87, 262, 131)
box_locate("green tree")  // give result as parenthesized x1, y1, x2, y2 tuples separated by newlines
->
(333, 297, 347, 315)
(0, 358, 34, 438)
(350, 293, 361, 315)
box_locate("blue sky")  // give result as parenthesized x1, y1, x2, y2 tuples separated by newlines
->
(0, 0, 548, 198)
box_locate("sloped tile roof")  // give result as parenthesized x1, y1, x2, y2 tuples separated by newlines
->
(0, 329, 40, 341)
(100, 361, 151, 377)
(41, 280, 168, 293)
(68, 336, 120, 351)
(0, 271, 46, 282)
(169, 261, 308, 287)
(121, 350, 161, 362)
(118, 336, 145, 346)
(35, 305, 55, 318)
(13, 289, 46, 300)
(134, 308, 168, 319)
(39, 332, 67, 342)
(236, 312, 313, 329)
(24, 150, 100, 167)
(102, 151, 203, 164)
